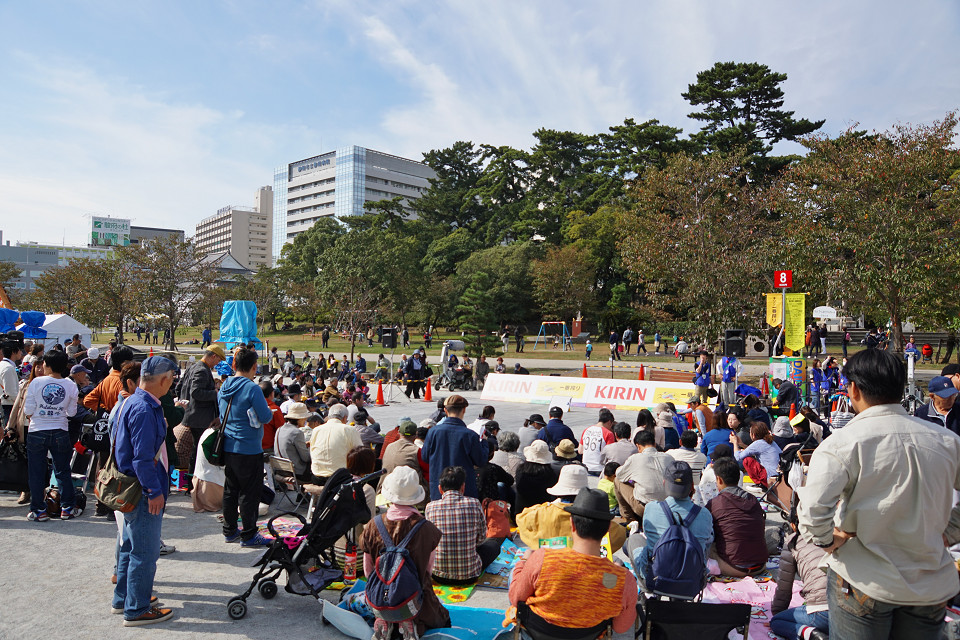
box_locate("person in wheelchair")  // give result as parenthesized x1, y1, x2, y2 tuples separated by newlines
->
(509, 487, 638, 639)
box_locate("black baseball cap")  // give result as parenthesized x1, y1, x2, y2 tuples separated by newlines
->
(941, 364, 960, 377)
(526, 413, 546, 426)
(663, 460, 694, 499)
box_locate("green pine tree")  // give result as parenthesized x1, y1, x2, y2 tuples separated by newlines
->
(455, 271, 503, 358)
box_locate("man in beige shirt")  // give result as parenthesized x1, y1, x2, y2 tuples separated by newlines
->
(798, 348, 960, 640)
(613, 430, 671, 524)
(309, 404, 362, 483)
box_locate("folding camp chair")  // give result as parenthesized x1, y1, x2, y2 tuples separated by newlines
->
(70, 449, 96, 492)
(639, 599, 751, 640)
(511, 602, 612, 640)
(268, 456, 307, 511)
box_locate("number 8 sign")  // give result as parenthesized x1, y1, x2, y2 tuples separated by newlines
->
(774, 270, 793, 288)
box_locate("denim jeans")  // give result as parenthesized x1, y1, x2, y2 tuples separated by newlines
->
(770, 605, 828, 638)
(113, 496, 164, 619)
(26, 429, 75, 513)
(827, 568, 946, 640)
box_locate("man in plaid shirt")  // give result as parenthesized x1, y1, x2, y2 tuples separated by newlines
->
(425, 466, 503, 585)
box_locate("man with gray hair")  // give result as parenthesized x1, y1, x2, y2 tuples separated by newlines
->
(309, 403, 362, 485)
(178, 345, 225, 461)
(112, 356, 177, 626)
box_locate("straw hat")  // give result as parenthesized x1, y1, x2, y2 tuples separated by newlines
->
(554, 438, 578, 459)
(523, 440, 552, 465)
(285, 402, 311, 420)
(381, 466, 425, 506)
(548, 464, 588, 496)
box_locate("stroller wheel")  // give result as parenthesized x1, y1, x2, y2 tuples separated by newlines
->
(258, 580, 278, 600)
(434, 380, 441, 391)
(227, 597, 247, 620)
(447, 382, 456, 391)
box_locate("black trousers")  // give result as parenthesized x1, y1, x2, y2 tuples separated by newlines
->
(405, 380, 423, 399)
(222, 451, 264, 541)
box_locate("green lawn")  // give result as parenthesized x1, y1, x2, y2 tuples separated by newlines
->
(133, 326, 949, 371)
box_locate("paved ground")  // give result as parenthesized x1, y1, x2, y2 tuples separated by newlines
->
(0, 393, 634, 640)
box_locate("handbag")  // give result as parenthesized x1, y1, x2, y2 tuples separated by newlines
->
(830, 395, 855, 430)
(0, 438, 29, 492)
(94, 398, 163, 513)
(201, 397, 233, 467)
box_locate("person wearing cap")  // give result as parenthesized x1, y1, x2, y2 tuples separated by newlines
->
(218, 347, 275, 547)
(80, 346, 110, 386)
(280, 383, 302, 414)
(421, 395, 488, 500)
(772, 377, 800, 416)
(111, 355, 178, 626)
(509, 487, 638, 635)
(380, 418, 425, 493)
(941, 363, 960, 392)
(614, 430, 673, 525)
(683, 396, 708, 433)
(550, 438, 583, 476)
(628, 460, 714, 591)
(914, 375, 960, 436)
(177, 345, 225, 457)
(518, 414, 544, 451)
(274, 402, 312, 481)
(798, 349, 960, 639)
(69, 363, 94, 396)
(360, 467, 450, 635)
(535, 406, 576, 451)
(516, 464, 627, 552)
(83, 345, 134, 414)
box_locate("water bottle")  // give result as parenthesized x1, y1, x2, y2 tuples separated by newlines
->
(344, 544, 357, 582)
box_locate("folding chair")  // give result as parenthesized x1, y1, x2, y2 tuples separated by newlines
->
(639, 599, 751, 640)
(268, 456, 307, 511)
(70, 449, 96, 492)
(512, 602, 612, 640)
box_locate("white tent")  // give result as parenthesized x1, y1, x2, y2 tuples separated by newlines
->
(17, 314, 93, 350)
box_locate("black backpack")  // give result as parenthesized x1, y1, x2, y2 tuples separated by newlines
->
(80, 412, 111, 452)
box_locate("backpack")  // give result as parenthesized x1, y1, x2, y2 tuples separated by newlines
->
(648, 502, 707, 600)
(365, 516, 426, 623)
(80, 413, 111, 452)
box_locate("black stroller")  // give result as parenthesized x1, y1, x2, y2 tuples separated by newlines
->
(227, 467, 384, 620)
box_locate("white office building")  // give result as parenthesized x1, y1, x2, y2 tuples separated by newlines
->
(195, 186, 273, 271)
(272, 146, 435, 261)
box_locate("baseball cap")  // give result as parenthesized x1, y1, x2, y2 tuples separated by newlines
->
(663, 460, 694, 499)
(206, 344, 226, 360)
(86, 347, 100, 359)
(398, 418, 417, 436)
(526, 413, 546, 426)
(941, 364, 960, 377)
(70, 364, 87, 375)
(928, 376, 959, 399)
(141, 356, 178, 376)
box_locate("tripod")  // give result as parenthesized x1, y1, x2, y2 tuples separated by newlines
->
(384, 346, 412, 404)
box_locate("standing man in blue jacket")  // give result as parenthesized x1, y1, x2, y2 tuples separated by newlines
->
(112, 356, 177, 627)
(422, 395, 487, 500)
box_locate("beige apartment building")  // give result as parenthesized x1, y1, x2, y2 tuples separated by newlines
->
(195, 186, 273, 271)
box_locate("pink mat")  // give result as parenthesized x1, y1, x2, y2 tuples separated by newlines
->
(701, 576, 804, 640)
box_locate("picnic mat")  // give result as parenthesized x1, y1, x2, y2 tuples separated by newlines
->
(256, 515, 303, 540)
(478, 538, 523, 589)
(701, 576, 804, 640)
(332, 580, 513, 640)
(433, 583, 476, 604)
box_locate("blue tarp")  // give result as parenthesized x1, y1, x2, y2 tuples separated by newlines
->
(219, 300, 262, 349)
(18, 311, 47, 339)
(0, 308, 19, 333)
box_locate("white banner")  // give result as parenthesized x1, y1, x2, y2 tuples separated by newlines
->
(481, 374, 703, 411)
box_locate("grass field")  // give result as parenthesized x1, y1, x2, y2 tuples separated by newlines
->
(151, 325, 949, 370)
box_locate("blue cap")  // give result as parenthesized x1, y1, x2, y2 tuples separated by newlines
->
(928, 376, 959, 399)
(141, 356, 178, 376)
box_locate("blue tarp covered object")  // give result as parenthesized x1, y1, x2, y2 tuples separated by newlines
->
(0, 308, 19, 333)
(219, 300, 262, 349)
(18, 311, 47, 339)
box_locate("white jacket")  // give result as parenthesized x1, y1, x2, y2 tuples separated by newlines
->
(0, 359, 18, 405)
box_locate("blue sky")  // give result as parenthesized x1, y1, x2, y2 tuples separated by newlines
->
(1, 0, 958, 246)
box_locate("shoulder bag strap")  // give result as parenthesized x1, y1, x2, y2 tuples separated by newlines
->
(220, 396, 234, 426)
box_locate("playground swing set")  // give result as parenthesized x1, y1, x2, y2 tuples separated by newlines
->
(532, 321, 572, 351)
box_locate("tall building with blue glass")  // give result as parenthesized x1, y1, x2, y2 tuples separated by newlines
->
(272, 145, 435, 263)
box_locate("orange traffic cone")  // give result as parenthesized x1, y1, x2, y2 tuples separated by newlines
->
(638, 364, 645, 381)
(375, 380, 385, 406)
(582, 363, 588, 378)
(789, 403, 797, 420)
(149, 347, 154, 357)
(423, 377, 433, 402)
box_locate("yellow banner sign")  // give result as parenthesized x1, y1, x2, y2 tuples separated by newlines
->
(765, 293, 783, 327)
(784, 293, 806, 353)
